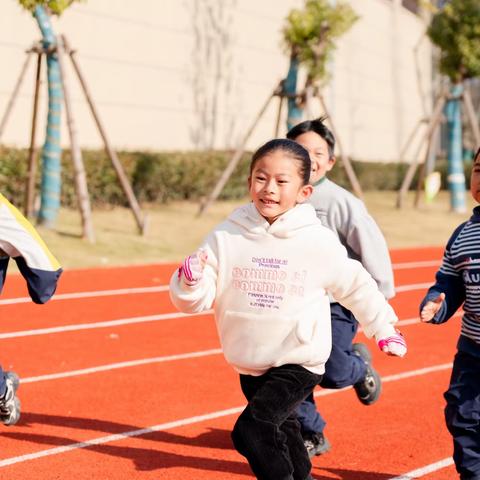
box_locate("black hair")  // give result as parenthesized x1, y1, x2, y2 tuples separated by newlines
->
(250, 138, 311, 185)
(286, 115, 335, 159)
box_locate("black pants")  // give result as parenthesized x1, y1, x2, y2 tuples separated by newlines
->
(231, 364, 322, 480)
(445, 345, 480, 480)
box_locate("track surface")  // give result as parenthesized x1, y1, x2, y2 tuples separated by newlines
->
(0, 246, 465, 479)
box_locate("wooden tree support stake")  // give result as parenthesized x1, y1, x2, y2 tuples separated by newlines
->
(198, 83, 282, 217)
(316, 92, 363, 199)
(25, 51, 42, 218)
(396, 91, 447, 209)
(62, 35, 146, 235)
(57, 37, 95, 243)
(0, 49, 34, 143)
(3, 37, 147, 239)
(463, 86, 480, 148)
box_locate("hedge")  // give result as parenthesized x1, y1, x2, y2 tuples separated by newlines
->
(0, 146, 470, 208)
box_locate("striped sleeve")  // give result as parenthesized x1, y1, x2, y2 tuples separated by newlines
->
(419, 223, 466, 323)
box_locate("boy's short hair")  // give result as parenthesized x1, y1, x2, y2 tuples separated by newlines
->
(286, 116, 335, 159)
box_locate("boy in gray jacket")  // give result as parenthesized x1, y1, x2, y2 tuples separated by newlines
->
(287, 118, 396, 457)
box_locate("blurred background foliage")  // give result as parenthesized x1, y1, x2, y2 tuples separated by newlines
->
(1, 146, 471, 209)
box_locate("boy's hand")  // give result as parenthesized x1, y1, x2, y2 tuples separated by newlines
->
(376, 329, 407, 357)
(179, 249, 208, 286)
(420, 293, 445, 322)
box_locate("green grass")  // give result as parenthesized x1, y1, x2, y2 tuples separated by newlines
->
(33, 190, 476, 269)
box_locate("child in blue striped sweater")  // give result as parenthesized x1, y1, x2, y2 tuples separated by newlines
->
(420, 147, 480, 480)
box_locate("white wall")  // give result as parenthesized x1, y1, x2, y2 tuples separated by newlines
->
(325, 0, 433, 162)
(0, 0, 432, 162)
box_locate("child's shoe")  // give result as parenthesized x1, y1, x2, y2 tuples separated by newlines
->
(352, 343, 382, 405)
(303, 431, 331, 458)
(0, 372, 20, 426)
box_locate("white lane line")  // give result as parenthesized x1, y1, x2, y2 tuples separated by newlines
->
(388, 457, 454, 479)
(20, 349, 223, 384)
(0, 361, 453, 468)
(0, 310, 213, 339)
(361, 310, 461, 332)
(0, 260, 440, 305)
(0, 313, 418, 340)
(392, 260, 440, 270)
(15, 336, 454, 385)
(0, 280, 428, 304)
(0, 307, 460, 341)
(312, 362, 453, 398)
(395, 282, 432, 293)
(0, 286, 169, 305)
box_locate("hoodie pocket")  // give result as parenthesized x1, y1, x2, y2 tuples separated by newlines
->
(220, 310, 298, 370)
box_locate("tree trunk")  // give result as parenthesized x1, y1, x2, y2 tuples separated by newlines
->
(34, 6, 62, 227)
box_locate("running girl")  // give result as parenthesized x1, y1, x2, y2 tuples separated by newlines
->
(169, 138, 406, 480)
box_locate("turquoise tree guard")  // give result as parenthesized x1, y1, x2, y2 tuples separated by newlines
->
(428, 0, 480, 212)
(282, 0, 357, 131)
(18, 0, 82, 225)
(445, 83, 466, 212)
(284, 55, 302, 131)
(33, 5, 62, 225)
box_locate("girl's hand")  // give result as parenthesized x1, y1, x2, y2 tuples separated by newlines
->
(377, 329, 407, 357)
(420, 293, 445, 322)
(179, 249, 208, 286)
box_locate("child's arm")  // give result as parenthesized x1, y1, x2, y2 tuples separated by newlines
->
(418, 227, 466, 324)
(322, 237, 406, 356)
(337, 200, 395, 299)
(0, 194, 62, 304)
(419, 271, 464, 324)
(169, 243, 217, 314)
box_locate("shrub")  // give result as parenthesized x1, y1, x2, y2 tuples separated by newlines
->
(0, 146, 466, 208)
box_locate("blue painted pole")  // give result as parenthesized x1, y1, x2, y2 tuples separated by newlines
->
(285, 55, 303, 130)
(445, 83, 466, 213)
(33, 5, 62, 226)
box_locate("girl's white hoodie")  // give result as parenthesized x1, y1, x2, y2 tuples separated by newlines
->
(169, 202, 397, 376)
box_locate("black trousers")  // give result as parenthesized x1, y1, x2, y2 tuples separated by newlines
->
(445, 346, 480, 480)
(231, 364, 322, 480)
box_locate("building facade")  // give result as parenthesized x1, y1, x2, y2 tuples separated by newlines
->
(0, 0, 432, 162)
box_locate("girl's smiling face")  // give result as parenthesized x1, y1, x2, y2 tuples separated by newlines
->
(248, 149, 312, 224)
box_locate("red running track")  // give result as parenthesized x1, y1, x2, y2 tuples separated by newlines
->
(0, 246, 464, 479)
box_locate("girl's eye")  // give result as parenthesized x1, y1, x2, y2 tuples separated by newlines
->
(255, 176, 266, 181)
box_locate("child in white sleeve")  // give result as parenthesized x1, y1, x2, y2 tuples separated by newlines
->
(0, 192, 62, 426)
(169, 138, 406, 480)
